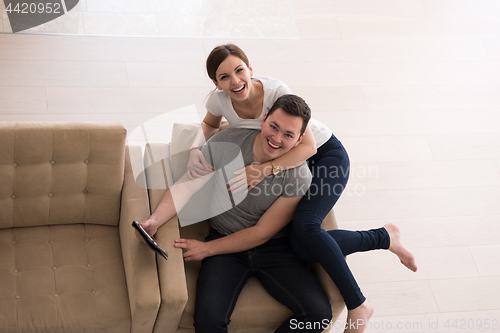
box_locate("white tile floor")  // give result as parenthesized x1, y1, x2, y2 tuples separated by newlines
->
(1, 0, 500, 332)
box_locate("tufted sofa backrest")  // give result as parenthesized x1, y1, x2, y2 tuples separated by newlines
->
(0, 122, 127, 229)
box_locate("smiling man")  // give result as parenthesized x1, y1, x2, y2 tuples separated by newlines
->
(138, 94, 333, 332)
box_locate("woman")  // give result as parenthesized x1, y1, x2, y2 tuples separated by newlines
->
(187, 44, 417, 332)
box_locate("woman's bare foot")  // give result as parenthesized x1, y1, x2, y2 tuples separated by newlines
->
(384, 223, 418, 272)
(344, 300, 374, 333)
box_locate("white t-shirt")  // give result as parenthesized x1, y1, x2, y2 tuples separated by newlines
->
(205, 76, 332, 148)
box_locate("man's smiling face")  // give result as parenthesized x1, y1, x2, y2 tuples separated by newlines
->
(257, 107, 304, 163)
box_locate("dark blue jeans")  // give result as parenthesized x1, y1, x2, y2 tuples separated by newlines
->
(289, 135, 390, 310)
(194, 232, 332, 333)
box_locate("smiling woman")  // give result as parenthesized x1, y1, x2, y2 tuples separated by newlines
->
(205, 44, 263, 116)
(213, 55, 263, 116)
(188, 44, 326, 182)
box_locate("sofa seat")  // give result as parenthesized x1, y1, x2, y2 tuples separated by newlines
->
(0, 223, 131, 333)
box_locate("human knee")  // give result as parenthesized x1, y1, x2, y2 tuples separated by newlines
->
(290, 217, 323, 238)
(309, 302, 333, 324)
(299, 290, 333, 323)
(194, 293, 230, 333)
(297, 302, 333, 331)
(194, 310, 229, 333)
(289, 220, 325, 255)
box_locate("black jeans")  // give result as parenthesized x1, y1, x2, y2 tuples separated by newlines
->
(194, 232, 332, 333)
(289, 134, 390, 310)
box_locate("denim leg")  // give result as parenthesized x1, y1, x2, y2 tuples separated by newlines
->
(289, 136, 369, 310)
(290, 221, 366, 310)
(254, 238, 332, 333)
(194, 253, 250, 333)
(290, 136, 351, 262)
(328, 228, 390, 257)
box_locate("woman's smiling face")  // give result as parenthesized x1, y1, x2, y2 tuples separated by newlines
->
(214, 55, 254, 101)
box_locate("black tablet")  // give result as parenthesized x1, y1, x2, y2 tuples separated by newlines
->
(132, 221, 168, 260)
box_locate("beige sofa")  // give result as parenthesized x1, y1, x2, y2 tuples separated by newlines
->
(0, 121, 346, 333)
(0, 122, 160, 333)
(144, 123, 345, 333)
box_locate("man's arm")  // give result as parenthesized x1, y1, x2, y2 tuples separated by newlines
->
(136, 171, 213, 239)
(175, 195, 303, 261)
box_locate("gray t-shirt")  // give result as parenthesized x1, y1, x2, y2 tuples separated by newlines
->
(201, 128, 312, 238)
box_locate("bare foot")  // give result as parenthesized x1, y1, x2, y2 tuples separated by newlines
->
(344, 300, 374, 333)
(384, 223, 418, 272)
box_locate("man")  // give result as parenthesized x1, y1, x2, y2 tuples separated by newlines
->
(138, 94, 332, 332)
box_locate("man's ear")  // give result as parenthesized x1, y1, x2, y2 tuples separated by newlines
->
(260, 112, 268, 128)
(293, 133, 305, 147)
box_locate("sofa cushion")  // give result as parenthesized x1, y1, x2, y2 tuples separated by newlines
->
(0, 122, 126, 229)
(0, 224, 131, 333)
(166, 123, 215, 227)
(169, 122, 199, 183)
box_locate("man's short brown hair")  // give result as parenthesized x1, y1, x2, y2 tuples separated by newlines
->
(265, 94, 311, 136)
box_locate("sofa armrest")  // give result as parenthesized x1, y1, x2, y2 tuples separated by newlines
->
(144, 142, 189, 333)
(152, 213, 189, 333)
(120, 146, 161, 333)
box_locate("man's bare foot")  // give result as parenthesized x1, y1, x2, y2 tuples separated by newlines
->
(384, 223, 418, 272)
(344, 300, 374, 333)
